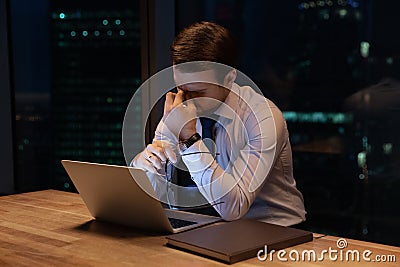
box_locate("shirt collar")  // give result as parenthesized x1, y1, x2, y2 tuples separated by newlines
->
(213, 83, 240, 121)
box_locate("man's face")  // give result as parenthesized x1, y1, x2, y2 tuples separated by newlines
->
(178, 82, 229, 114)
(173, 68, 230, 114)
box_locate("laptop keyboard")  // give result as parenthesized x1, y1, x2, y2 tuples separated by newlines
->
(168, 217, 197, 229)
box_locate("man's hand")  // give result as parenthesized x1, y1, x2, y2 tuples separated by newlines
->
(163, 90, 197, 140)
(131, 141, 177, 175)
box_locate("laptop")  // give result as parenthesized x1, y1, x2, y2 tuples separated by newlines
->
(61, 160, 221, 233)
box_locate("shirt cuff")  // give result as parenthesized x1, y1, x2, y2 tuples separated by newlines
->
(180, 140, 214, 173)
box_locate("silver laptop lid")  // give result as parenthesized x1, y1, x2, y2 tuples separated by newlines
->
(61, 160, 174, 233)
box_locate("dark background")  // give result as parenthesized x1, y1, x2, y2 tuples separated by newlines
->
(3, 0, 400, 246)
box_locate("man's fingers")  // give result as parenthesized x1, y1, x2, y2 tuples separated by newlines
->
(145, 151, 163, 170)
(163, 143, 177, 163)
(146, 144, 167, 162)
(173, 90, 185, 106)
(164, 92, 176, 115)
(135, 152, 159, 174)
(153, 141, 177, 164)
(141, 158, 159, 174)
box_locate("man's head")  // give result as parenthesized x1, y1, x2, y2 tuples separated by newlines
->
(171, 22, 238, 113)
(171, 21, 238, 70)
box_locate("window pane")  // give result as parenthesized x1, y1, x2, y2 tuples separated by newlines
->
(12, 0, 141, 192)
(176, 0, 400, 246)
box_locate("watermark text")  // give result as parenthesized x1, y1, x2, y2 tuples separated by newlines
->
(257, 238, 396, 263)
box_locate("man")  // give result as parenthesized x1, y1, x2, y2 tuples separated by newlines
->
(131, 21, 306, 226)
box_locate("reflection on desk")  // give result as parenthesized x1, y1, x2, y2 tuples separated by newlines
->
(0, 190, 398, 266)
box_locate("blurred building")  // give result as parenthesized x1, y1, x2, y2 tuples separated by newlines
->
(292, 0, 365, 110)
(14, 93, 51, 191)
(50, 0, 141, 191)
(292, 0, 400, 245)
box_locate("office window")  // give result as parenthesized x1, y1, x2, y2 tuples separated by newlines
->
(50, 1, 141, 191)
(10, 0, 52, 192)
(175, 0, 400, 246)
(11, 0, 141, 192)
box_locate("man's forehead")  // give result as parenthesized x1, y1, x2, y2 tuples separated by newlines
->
(178, 82, 213, 91)
(173, 67, 221, 86)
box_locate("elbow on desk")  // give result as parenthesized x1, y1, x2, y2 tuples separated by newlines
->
(215, 194, 254, 221)
(217, 205, 249, 221)
(219, 210, 246, 221)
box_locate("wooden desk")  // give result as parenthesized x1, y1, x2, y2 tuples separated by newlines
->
(0, 190, 398, 266)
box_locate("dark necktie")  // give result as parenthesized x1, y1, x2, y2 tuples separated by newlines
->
(200, 117, 216, 156)
(200, 117, 216, 140)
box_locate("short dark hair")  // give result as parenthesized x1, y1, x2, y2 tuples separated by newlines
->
(171, 21, 239, 71)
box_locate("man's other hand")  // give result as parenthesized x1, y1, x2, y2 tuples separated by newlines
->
(131, 141, 177, 175)
(163, 90, 197, 140)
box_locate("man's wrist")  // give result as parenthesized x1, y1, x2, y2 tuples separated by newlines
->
(181, 139, 215, 173)
(179, 130, 197, 141)
(178, 133, 201, 152)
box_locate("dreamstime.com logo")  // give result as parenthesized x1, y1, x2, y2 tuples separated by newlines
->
(257, 238, 397, 263)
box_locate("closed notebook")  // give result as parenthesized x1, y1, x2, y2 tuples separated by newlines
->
(166, 219, 313, 264)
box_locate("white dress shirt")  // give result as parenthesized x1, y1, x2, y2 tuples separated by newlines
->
(138, 83, 306, 226)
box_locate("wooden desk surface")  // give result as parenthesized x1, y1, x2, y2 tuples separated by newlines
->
(0, 190, 398, 266)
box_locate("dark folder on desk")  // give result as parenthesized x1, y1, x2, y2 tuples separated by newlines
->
(166, 219, 313, 264)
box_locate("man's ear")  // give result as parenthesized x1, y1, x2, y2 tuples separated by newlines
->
(223, 69, 237, 89)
